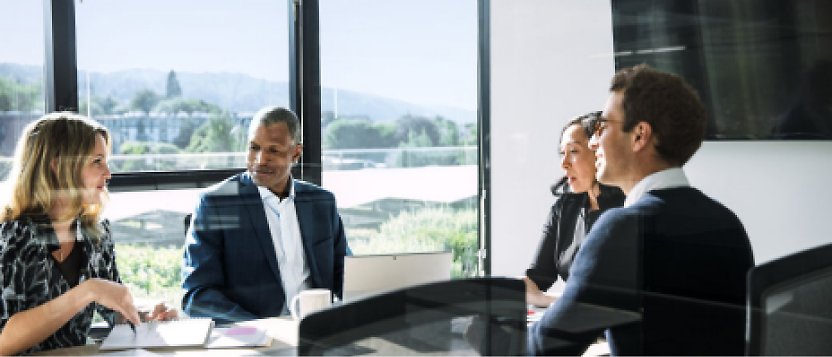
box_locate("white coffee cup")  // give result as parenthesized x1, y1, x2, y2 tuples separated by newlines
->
(289, 288, 332, 320)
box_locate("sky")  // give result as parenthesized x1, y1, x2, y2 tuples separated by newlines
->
(1, 0, 477, 110)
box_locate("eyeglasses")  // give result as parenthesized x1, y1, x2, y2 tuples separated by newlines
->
(585, 115, 622, 138)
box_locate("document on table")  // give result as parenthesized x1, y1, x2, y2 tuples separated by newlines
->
(205, 326, 271, 348)
(100, 318, 214, 350)
(98, 348, 160, 356)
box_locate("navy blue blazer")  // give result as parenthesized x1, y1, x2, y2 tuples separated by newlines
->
(181, 172, 349, 324)
(528, 187, 754, 356)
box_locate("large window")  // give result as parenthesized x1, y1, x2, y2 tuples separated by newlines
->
(0, 1, 44, 182)
(75, 0, 290, 306)
(3, 0, 483, 309)
(319, 0, 480, 277)
(76, 0, 290, 172)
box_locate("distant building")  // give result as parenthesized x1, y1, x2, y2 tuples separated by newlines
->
(95, 112, 251, 153)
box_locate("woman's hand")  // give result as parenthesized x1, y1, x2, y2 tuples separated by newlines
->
(523, 276, 556, 307)
(145, 302, 178, 321)
(81, 278, 141, 325)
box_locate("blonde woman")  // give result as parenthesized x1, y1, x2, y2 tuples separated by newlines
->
(0, 113, 174, 355)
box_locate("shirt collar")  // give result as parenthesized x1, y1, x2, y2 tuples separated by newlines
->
(624, 167, 690, 207)
(257, 178, 296, 202)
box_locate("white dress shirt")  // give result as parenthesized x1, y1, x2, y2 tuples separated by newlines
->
(258, 181, 310, 314)
(624, 167, 691, 207)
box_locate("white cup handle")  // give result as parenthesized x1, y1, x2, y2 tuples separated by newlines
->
(289, 294, 301, 320)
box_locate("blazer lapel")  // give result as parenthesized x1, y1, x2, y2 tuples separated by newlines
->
(239, 173, 284, 284)
(294, 182, 322, 287)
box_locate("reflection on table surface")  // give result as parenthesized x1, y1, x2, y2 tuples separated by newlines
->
(35, 314, 610, 356)
(33, 317, 299, 356)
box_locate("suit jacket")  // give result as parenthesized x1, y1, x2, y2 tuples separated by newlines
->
(181, 172, 349, 324)
(528, 187, 754, 355)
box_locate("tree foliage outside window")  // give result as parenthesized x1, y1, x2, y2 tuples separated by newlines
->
(113, 205, 478, 311)
(131, 89, 161, 114)
(347, 207, 478, 278)
(0, 77, 41, 112)
(115, 243, 183, 308)
(165, 70, 182, 99)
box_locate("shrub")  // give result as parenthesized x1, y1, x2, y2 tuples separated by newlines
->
(347, 207, 478, 278)
(115, 243, 182, 308)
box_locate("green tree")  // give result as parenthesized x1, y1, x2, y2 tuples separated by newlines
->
(115, 244, 182, 306)
(462, 122, 477, 146)
(165, 70, 182, 98)
(131, 89, 160, 114)
(346, 207, 478, 278)
(79, 95, 120, 116)
(153, 98, 221, 114)
(173, 118, 199, 149)
(323, 118, 396, 149)
(118, 141, 182, 171)
(186, 113, 241, 152)
(396, 128, 437, 167)
(152, 98, 223, 149)
(395, 115, 439, 146)
(433, 116, 460, 146)
(98, 96, 119, 114)
(0, 77, 40, 111)
(78, 100, 101, 117)
(401, 128, 433, 148)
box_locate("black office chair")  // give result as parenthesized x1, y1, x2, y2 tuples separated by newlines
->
(298, 277, 526, 356)
(747, 243, 832, 355)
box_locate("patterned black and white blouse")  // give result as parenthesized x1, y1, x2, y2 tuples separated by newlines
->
(0, 216, 119, 355)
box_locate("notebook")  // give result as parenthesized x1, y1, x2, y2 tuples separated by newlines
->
(99, 318, 214, 350)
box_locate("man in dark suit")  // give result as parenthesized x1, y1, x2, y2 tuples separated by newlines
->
(182, 107, 349, 324)
(528, 65, 754, 355)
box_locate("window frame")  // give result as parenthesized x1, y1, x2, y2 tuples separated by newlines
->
(42, 0, 490, 273)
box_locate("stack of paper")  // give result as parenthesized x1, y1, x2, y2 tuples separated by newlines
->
(205, 326, 271, 348)
(100, 318, 214, 350)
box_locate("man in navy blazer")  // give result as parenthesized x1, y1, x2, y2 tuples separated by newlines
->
(528, 65, 754, 355)
(182, 107, 349, 324)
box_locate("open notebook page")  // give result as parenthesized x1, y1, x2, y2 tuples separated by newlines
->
(100, 318, 214, 350)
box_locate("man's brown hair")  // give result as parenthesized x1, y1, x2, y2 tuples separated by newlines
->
(610, 64, 706, 166)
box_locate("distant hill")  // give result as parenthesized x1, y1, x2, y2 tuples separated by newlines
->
(2, 63, 475, 123)
(0, 63, 42, 84)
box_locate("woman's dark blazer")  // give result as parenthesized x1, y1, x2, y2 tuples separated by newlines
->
(526, 183, 624, 290)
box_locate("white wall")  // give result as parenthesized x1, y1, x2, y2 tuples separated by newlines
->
(489, 0, 832, 277)
(687, 141, 832, 263)
(490, 0, 616, 276)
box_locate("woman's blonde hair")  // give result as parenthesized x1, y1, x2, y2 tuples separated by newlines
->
(1, 112, 111, 237)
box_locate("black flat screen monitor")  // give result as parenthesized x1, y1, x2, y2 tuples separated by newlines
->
(612, 0, 832, 140)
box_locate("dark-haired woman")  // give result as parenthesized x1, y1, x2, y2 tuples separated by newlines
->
(524, 112, 625, 307)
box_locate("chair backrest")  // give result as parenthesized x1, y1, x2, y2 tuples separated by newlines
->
(747, 243, 832, 355)
(298, 277, 526, 356)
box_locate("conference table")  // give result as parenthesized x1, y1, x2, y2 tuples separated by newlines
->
(36, 315, 610, 356)
(34, 317, 300, 356)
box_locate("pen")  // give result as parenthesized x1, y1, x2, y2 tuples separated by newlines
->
(128, 321, 137, 334)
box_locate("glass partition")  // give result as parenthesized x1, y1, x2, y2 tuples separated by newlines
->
(319, 0, 479, 277)
(75, 0, 290, 307)
(0, 1, 45, 182)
